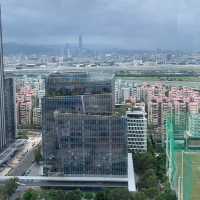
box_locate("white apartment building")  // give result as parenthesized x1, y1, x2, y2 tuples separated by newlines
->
(33, 107, 41, 127)
(126, 106, 147, 153)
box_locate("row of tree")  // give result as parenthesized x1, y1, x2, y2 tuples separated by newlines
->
(132, 142, 177, 200)
(20, 188, 150, 200)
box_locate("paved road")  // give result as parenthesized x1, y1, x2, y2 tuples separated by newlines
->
(9, 139, 41, 176)
(26, 163, 43, 176)
(9, 148, 35, 176)
(0, 134, 41, 176)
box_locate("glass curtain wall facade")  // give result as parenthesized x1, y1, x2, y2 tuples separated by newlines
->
(42, 72, 127, 177)
(4, 78, 16, 145)
(0, 9, 16, 152)
(46, 72, 112, 96)
(0, 7, 6, 151)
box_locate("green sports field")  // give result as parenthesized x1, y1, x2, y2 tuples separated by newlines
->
(176, 152, 200, 200)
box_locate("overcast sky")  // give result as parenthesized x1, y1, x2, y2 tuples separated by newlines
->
(0, 0, 200, 50)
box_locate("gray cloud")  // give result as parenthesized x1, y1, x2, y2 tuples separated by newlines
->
(0, 0, 200, 50)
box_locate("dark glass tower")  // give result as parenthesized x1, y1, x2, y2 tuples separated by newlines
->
(4, 78, 16, 145)
(0, 7, 16, 151)
(0, 6, 6, 151)
(42, 72, 127, 177)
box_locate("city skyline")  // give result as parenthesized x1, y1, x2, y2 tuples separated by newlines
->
(1, 0, 200, 50)
(0, 1, 199, 199)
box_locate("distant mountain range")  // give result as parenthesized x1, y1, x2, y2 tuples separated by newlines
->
(3, 42, 182, 56)
(3, 43, 65, 56)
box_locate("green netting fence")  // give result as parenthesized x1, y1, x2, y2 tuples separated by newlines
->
(166, 113, 200, 200)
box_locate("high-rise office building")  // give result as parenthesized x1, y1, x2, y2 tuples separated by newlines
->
(0, 7, 6, 151)
(0, 7, 16, 151)
(42, 72, 128, 177)
(4, 78, 16, 145)
(64, 43, 71, 59)
(78, 35, 83, 50)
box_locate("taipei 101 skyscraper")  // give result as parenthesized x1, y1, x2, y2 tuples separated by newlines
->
(0, 6, 7, 151)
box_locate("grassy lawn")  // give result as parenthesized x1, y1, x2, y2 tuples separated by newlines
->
(117, 76, 200, 82)
(116, 76, 200, 90)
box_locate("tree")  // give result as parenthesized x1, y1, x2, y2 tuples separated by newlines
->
(155, 153, 166, 183)
(95, 192, 106, 200)
(106, 188, 131, 200)
(156, 185, 177, 200)
(0, 187, 7, 200)
(45, 190, 66, 200)
(156, 191, 177, 200)
(133, 152, 156, 175)
(4, 177, 19, 197)
(17, 131, 29, 139)
(144, 187, 158, 199)
(84, 192, 94, 200)
(34, 146, 42, 164)
(146, 174, 158, 187)
(66, 189, 82, 200)
(132, 192, 147, 200)
(138, 169, 158, 190)
(22, 189, 38, 200)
